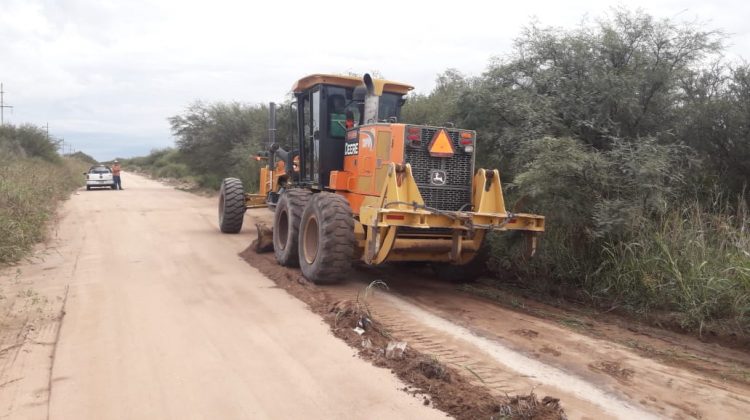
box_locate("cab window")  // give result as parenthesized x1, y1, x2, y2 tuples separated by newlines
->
(326, 86, 360, 139)
(378, 93, 402, 121)
(328, 91, 347, 139)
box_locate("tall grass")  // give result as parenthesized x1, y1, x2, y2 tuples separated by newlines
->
(599, 196, 750, 332)
(0, 157, 87, 264)
(488, 194, 750, 335)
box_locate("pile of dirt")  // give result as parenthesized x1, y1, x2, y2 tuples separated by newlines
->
(240, 243, 566, 420)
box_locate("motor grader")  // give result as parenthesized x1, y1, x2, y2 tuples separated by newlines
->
(217, 73, 545, 284)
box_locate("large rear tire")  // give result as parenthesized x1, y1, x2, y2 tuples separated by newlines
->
(218, 178, 245, 233)
(298, 192, 355, 284)
(273, 189, 311, 266)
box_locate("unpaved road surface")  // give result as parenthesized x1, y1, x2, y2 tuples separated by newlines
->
(243, 212, 750, 419)
(3, 172, 750, 420)
(0, 173, 444, 420)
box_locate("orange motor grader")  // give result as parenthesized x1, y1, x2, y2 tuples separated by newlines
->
(217, 73, 545, 284)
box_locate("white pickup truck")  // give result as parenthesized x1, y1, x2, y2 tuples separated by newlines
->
(85, 165, 116, 190)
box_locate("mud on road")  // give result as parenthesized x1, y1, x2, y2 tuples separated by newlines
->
(239, 244, 565, 420)
(242, 207, 750, 420)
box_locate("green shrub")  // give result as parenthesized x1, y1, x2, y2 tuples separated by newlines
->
(0, 124, 61, 162)
(155, 162, 190, 179)
(599, 197, 750, 331)
(196, 173, 223, 189)
(0, 157, 87, 264)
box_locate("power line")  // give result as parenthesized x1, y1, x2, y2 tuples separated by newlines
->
(0, 82, 13, 126)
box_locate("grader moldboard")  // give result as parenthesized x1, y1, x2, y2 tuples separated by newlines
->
(218, 73, 545, 284)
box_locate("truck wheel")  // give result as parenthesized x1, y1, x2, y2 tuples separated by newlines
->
(218, 178, 245, 233)
(86, 186, 91, 191)
(273, 189, 311, 266)
(431, 245, 490, 283)
(298, 192, 355, 284)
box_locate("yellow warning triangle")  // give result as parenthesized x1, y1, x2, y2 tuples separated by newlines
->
(429, 129, 455, 157)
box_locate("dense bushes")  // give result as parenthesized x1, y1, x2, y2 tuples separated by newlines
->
(126, 148, 192, 180)
(129, 101, 295, 190)
(401, 9, 749, 333)
(0, 124, 60, 162)
(599, 197, 750, 331)
(0, 125, 87, 264)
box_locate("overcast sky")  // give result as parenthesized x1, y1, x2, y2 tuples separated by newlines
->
(1, 0, 748, 161)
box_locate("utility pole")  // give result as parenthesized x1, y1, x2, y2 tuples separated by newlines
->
(0, 83, 13, 126)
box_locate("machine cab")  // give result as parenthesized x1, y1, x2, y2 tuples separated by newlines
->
(291, 74, 413, 188)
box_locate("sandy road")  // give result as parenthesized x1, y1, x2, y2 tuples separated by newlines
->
(4, 171, 750, 420)
(0, 172, 444, 420)
(243, 211, 750, 419)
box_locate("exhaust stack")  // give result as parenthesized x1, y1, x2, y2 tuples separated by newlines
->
(363, 73, 380, 124)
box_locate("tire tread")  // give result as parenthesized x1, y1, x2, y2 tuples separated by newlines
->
(219, 178, 245, 233)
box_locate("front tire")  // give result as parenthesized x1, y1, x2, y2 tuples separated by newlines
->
(298, 192, 355, 284)
(218, 178, 246, 233)
(273, 189, 312, 266)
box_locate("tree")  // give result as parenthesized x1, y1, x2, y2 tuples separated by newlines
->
(679, 63, 750, 194)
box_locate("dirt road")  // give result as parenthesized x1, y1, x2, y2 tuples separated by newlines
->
(0, 173, 444, 420)
(243, 213, 750, 419)
(3, 172, 750, 420)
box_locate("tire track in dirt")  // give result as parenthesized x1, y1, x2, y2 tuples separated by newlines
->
(243, 207, 750, 420)
(239, 246, 566, 419)
(322, 286, 646, 419)
(379, 293, 655, 419)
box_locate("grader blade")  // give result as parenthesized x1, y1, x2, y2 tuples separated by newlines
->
(255, 223, 274, 253)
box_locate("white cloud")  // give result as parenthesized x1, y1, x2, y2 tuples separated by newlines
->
(0, 0, 748, 160)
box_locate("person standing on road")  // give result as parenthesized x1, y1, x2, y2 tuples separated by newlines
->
(112, 160, 124, 190)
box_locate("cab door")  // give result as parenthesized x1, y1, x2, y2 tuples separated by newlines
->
(297, 87, 321, 186)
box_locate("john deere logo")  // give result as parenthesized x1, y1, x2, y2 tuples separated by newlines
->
(430, 170, 447, 185)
